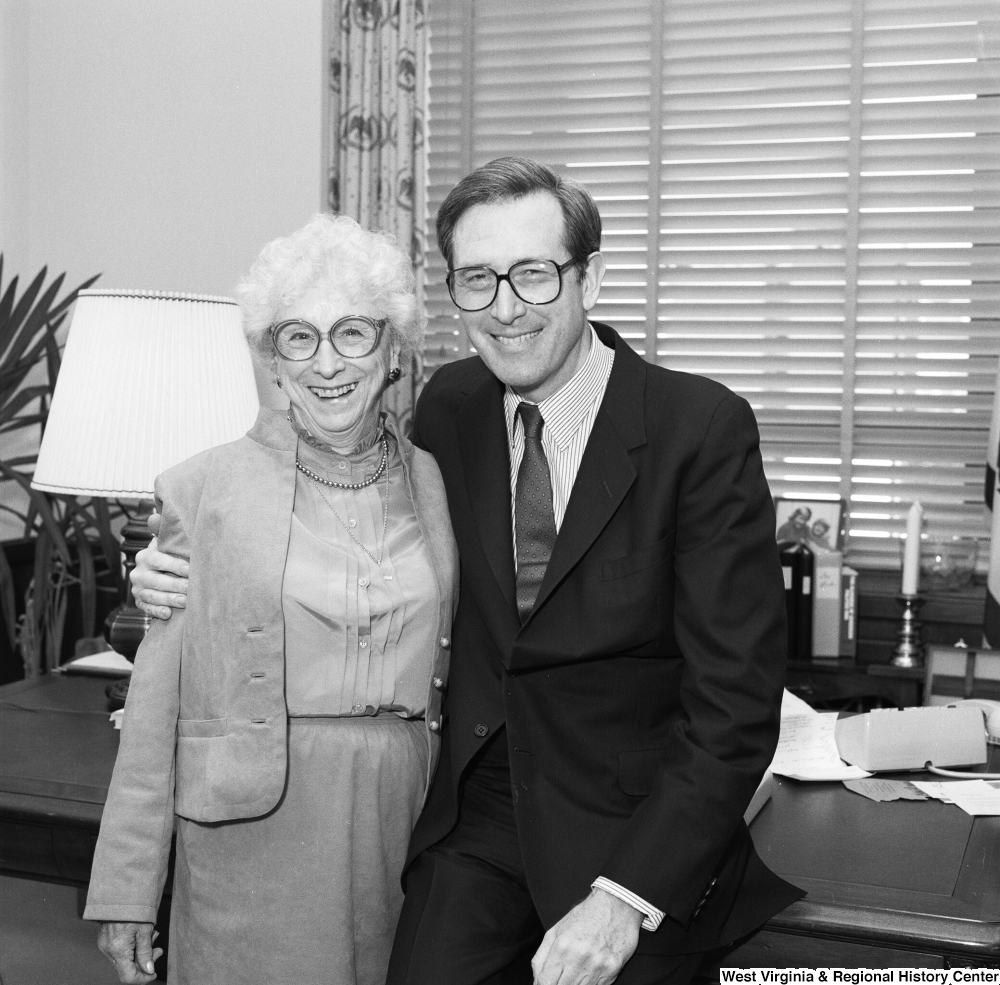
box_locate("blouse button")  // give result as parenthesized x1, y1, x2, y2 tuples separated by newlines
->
(440, 637, 451, 649)
(359, 637, 369, 649)
(432, 677, 445, 690)
(352, 703, 364, 714)
(474, 724, 489, 738)
(429, 720, 440, 732)
(348, 518, 357, 528)
(338, 462, 348, 471)
(359, 577, 369, 588)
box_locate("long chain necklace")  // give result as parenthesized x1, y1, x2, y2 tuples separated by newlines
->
(295, 433, 389, 490)
(304, 453, 391, 566)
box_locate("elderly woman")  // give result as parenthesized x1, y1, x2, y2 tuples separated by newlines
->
(84, 214, 458, 985)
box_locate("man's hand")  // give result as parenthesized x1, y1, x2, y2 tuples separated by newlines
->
(131, 512, 189, 622)
(97, 921, 162, 984)
(531, 887, 642, 985)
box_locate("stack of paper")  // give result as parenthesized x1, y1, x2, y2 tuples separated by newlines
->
(911, 780, 1000, 816)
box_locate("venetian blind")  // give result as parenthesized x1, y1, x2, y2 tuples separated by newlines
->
(424, 0, 1000, 568)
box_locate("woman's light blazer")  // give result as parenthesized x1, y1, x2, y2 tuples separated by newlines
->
(84, 407, 459, 924)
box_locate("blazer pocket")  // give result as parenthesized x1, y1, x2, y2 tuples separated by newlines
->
(177, 717, 228, 738)
(602, 531, 675, 581)
(618, 748, 668, 797)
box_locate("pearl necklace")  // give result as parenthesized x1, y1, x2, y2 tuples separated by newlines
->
(295, 433, 389, 490)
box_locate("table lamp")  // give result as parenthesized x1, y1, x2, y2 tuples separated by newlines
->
(32, 289, 259, 674)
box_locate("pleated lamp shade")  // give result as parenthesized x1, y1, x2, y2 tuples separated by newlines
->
(33, 290, 260, 499)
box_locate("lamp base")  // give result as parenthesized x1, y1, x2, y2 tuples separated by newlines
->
(104, 501, 154, 708)
(105, 676, 130, 710)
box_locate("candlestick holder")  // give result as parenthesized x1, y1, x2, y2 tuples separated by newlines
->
(890, 593, 926, 668)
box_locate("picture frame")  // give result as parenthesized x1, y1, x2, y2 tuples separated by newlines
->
(774, 498, 845, 552)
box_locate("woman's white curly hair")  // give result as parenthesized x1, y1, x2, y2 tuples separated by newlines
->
(236, 213, 422, 366)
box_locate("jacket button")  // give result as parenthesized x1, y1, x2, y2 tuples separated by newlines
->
(440, 636, 451, 649)
(428, 720, 440, 732)
(432, 677, 445, 689)
(474, 724, 489, 737)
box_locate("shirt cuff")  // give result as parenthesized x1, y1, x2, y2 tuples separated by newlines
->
(591, 876, 665, 932)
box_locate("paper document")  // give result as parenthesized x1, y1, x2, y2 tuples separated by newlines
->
(58, 650, 133, 676)
(843, 778, 928, 802)
(770, 711, 871, 781)
(911, 781, 957, 804)
(912, 780, 1000, 816)
(780, 688, 817, 719)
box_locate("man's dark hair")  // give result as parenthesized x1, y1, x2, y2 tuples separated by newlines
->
(435, 157, 602, 277)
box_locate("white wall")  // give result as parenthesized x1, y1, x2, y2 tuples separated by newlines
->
(0, 0, 30, 275)
(0, 0, 324, 537)
(15, 0, 324, 294)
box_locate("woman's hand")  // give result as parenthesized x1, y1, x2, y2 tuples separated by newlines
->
(97, 921, 163, 983)
(131, 511, 190, 621)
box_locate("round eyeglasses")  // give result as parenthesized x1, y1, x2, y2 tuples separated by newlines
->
(270, 316, 386, 361)
(446, 258, 579, 312)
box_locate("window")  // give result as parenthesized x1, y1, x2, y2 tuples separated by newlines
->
(424, 0, 1000, 568)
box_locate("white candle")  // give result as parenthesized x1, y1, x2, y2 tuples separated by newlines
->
(901, 500, 923, 595)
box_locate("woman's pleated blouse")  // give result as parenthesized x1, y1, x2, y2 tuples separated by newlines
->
(282, 428, 440, 718)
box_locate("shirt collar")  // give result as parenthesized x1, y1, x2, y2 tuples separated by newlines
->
(503, 324, 614, 449)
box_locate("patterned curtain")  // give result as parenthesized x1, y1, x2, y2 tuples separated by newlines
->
(327, 0, 427, 433)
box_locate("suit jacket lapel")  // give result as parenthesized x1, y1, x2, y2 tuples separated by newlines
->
(530, 326, 648, 618)
(457, 374, 520, 626)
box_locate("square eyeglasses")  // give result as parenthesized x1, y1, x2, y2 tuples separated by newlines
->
(446, 258, 579, 312)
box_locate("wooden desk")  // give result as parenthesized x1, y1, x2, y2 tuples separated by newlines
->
(0, 675, 117, 883)
(0, 675, 173, 982)
(727, 754, 1000, 968)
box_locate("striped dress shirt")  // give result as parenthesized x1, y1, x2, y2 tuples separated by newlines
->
(502, 325, 666, 932)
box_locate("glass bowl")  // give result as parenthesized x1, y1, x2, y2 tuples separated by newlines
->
(919, 537, 978, 593)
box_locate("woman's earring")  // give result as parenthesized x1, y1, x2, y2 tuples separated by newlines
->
(387, 367, 402, 384)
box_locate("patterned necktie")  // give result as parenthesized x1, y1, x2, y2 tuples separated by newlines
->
(515, 402, 557, 624)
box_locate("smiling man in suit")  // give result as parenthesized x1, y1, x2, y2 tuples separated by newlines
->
(386, 158, 801, 985)
(133, 157, 801, 984)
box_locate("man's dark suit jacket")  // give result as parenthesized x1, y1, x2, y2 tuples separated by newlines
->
(406, 321, 802, 955)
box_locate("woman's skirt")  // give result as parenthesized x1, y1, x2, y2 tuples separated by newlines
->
(167, 715, 428, 985)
